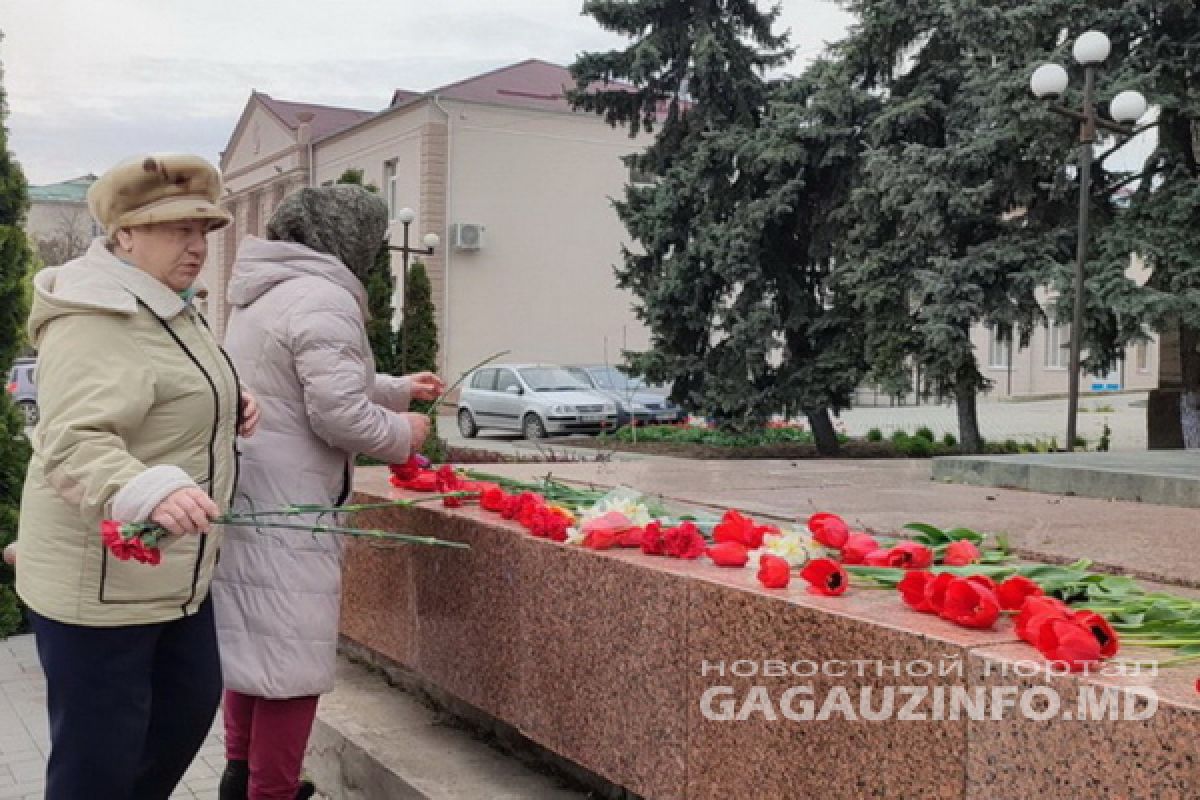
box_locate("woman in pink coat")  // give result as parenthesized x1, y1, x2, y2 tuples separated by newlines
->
(213, 185, 442, 800)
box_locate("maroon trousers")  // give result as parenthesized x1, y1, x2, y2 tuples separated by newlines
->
(223, 690, 319, 800)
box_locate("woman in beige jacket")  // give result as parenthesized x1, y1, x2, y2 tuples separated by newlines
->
(16, 154, 258, 800)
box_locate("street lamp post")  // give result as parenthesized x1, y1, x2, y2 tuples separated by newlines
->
(1030, 31, 1148, 452)
(388, 207, 440, 375)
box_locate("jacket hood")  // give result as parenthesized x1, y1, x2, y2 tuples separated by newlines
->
(227, 237, 369, 317)
(28, 237, 188, 348)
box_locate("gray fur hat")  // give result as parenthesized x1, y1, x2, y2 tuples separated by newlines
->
(266, 185, 388, 281)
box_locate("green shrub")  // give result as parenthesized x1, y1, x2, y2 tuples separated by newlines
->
(914, 426, 935, 442)
(890, 429, 910, 444)
(898, 435, 933, 457)
(866, 428, 883, 442)
(942, 432, 957, 448)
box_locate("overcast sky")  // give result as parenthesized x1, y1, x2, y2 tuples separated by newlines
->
(0, 0, 854, 185)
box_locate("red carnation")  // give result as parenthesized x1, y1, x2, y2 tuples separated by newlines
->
(799, 558, 849, 597)
(641, 521, 667, 556)
(480, 488, 508, 513)
(664, 522, 706, 559)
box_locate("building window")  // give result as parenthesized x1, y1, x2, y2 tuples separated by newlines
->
(988, 326, 1011, 369)
(1044, 320, 1070, 369)
(1136, 341, 1150, 372)
(384, 159, 398, 219)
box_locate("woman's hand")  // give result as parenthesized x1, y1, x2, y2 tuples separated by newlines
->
(402, 412, 432, 451)
(150, 488, 220, 535)
(239, 390, 260, 437)
(407, 372, 445, 402)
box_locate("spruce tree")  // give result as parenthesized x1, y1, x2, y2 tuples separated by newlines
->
(836, 0, 1080, 452)
(569, 0, 792, 428)
(705, 55, 878, 453)
(0, 32, 34, 637)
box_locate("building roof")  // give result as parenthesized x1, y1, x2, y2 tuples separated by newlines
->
(28, 175, 96, 204)
(255, 92, 375, 141)
(389, 59, 637, 115)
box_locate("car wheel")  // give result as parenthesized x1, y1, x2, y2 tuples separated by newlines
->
(457, 408, 478, 438)
(18, 401, 37, 426)
(522, 413, 548, 440)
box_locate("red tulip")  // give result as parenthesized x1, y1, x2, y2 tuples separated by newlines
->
(1014, 596, 1072, 644)
(714, 510, 777, 549)
(886, 541, 934, 569)
(706, 542, 750, 568)
(863, 549, 891, 566)
(943, 540, 982, 566)
(807, 512, 850, 549)
(940, 579, 1000, 629)
(1036, 617, 1103, 670)
(840, 533, 879, 565)
(1073, 611, 1120, 658)
(965, 574, 997, 592)
(898, 570, 937, 612)
(757, 554, 791, 589)
(925, 572, 958, 614)
(996, 576, 1044, 611)
(799, 558, 849, 597)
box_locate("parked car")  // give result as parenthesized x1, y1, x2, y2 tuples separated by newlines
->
(6, 358, 37, 426)
(457, 364, 618, 439)
(564, 365, 687, 427)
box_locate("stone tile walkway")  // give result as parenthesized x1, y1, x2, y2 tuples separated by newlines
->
(0, 634, 227, 799)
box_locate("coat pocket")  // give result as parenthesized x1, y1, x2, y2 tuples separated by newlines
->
(98, 534, 200, 605)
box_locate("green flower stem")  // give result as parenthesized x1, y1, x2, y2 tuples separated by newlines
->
(426, 350, 510, 418)
(222, 493, 476, 521)
(232, 519, 468, 548)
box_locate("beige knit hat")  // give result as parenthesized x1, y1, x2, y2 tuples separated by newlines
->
(87, 153, 232, 236)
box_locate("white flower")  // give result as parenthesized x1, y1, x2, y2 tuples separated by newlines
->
(564, 526, 585, 546)
(745, 529, 815, 569)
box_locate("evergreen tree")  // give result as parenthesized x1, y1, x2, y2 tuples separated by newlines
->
(1084, 1, 1200, 444)
(334, 169, 397, 374)
(0, 33, 34, 637)
(705, 55, 878, 452)
(398, 259, 437, 375)
(569, 0, 792, 428)
(836, 0, 1080, 452)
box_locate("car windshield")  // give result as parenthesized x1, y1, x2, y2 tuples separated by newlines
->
(519, 367, 589, 391)
(587, 367, 644, 391)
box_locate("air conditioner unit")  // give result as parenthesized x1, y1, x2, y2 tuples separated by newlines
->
(451, 223, 485, 251)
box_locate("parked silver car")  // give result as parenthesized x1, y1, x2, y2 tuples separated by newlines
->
(6, 358, 37, 425)
(564, 365, 687, 427)
(457, 364, 618, 439)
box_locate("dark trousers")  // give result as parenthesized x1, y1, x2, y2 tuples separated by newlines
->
(28, 597, 223, 800)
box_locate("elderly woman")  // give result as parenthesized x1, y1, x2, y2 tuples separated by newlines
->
(213, 185, 440, 800)
(16, 154, 258, 800)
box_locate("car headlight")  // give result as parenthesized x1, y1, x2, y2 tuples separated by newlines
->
(552, 404, 572, 414)
(630, 402, 648, 411)
(603, 403, 616, 414)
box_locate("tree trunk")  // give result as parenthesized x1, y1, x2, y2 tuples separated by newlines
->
(954, 374, 983, 454)
(1180, 324, 1200, 449)
(806, 408, 840, 456)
